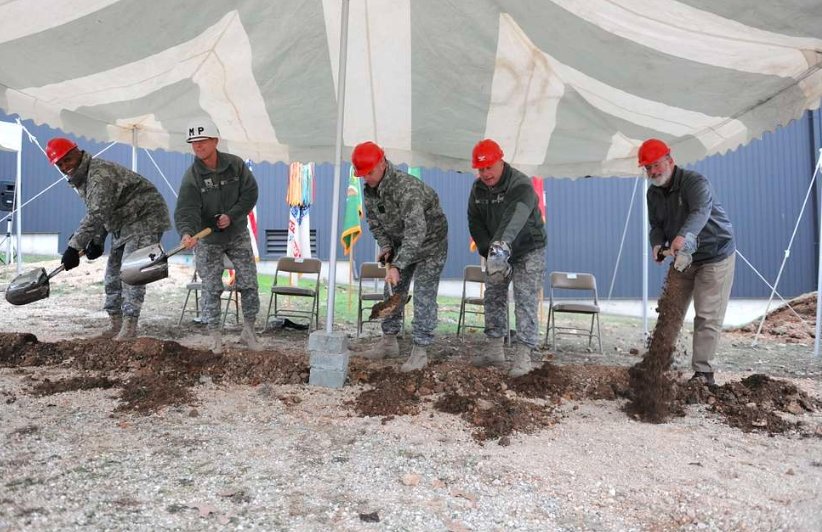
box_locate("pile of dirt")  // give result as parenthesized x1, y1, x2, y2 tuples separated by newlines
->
(1, 333, 818, 441)
(29, 375, 120, 396)
(626, 268, 689, 423)
(732, 292, 817, 342)
(678, 373, 821, 433)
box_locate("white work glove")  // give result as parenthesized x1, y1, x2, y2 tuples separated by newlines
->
(486, 241, 511, 280)
(672, 233, 697, 272)
(673, 252, 692, 272)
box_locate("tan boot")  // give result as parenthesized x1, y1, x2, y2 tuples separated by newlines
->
(101, 315, 123, 339)
(508, 343, 532, 378)
(240, 320, 263, 351)
(472, 336, 506, 368)
(114, 316, 138, 341)
(209, 329, 223, 354)
(401, 345, 428, 372)
(362, 334, 400, 360)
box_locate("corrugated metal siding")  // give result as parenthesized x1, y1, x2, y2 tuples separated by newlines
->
(2, 109, 820, 297)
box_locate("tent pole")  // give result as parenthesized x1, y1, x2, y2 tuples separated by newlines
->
(755, 150, 821, 346)
(813, 149, 822, 357)
(131, 127, 138, 172)
(324, 0, 350, 334)
(641, 177, 649, 340)
(14, 138, 22, 274)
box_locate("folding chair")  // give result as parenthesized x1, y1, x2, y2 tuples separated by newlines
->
(544, 271, 602, 352)
(456, 265, 510, 343)
(178, 255, 239, 328)
(264, 257, 322, 331)
(356, 262, 406, 338)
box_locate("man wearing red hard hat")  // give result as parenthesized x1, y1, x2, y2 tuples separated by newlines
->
(467, 139, 547, 378)
(640, 138, 736, 386)
(352, 140, 448, 372)
(45, 137, 171, 340)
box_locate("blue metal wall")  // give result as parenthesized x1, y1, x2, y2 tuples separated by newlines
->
(1, 108, 820, 298)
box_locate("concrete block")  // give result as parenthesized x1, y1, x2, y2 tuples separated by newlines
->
(308, 330, 348, 354)
(308, 367, 347, 389)
(310, 351, 350, 370)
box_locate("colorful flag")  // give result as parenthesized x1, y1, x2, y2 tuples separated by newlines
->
(286, 162, 313, 259)
(532, 176, 546, 222)
(408, 166, 422, 180)
(340, 167, 363, 256)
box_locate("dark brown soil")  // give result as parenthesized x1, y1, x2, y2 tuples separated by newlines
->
(0, 332, 818, 441)
(30, 375, 120, 396)
(731, 292, 817, 342)
(626, 267, 689, 423)
(368, 292, 406, 320)
(677, 373, 821, 433)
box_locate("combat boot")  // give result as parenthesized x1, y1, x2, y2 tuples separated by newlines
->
(114, 316, 138, 341)
(240, 320, 263, 351)
(101, 314, 123, 339)
(362, 334, 400, 360)
(509, 343, 532, 378)
(400, 344, 428, 372)
(209, 329, 223, 354)
(472, 336, 506, 368)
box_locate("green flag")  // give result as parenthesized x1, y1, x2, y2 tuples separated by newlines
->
(340, 167, 363, 256)
(408, 166, 422, 180)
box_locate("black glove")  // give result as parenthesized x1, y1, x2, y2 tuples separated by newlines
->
(84, 241, 104, 260)
(61, 246, 80, 270)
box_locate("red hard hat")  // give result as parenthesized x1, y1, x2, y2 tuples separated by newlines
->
(351, 141, 384, 177)
(46, 137, 78, 165)
(637, 138, 670, 167)
(472, 139, 504, 169)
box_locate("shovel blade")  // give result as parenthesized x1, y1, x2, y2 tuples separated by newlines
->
(5, 267, 50, 305)
(368, 292, 408, 320)
(120, 243, 169, 286)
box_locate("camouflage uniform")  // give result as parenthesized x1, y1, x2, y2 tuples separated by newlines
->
(467, 162, 547, 348)
(174, 151, 260, 329)
(66, 152, 171, 318)
(363, 161, 448, 346)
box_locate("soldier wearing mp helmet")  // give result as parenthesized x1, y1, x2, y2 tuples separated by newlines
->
(174, 119, 262, 354)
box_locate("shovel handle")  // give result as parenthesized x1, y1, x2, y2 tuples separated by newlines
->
(48, 249, 86, 279)
(167, 227, 213, 258)
(380, 260, 395, 296)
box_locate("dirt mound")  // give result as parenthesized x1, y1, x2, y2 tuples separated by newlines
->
(30, 375, 121, 396)
(678, 374, 821, 433)
(1, 333, 818, 441)
(732, 292, 816, 341)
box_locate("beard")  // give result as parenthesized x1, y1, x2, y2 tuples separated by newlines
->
(650, 171, 672, 187)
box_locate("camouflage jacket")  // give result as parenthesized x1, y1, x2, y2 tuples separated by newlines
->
(174, 151, 258, 246)
(362, 161, 448, 270)
(468, 162, 546, 261)
(67, 152, 171, 250)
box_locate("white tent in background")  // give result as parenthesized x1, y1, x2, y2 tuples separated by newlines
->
(1, 0, 821, 349)
(0, 120, 22, 274)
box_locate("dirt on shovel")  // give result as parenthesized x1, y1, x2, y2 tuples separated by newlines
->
(368, 292, 407, 320)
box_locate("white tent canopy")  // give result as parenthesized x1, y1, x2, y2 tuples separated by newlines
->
(1, 0, 820, 177)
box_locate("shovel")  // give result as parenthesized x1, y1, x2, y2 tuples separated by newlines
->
(368, 263, 410, 320)
(120, 228, 212, 286)
(5, 250, 86, 305)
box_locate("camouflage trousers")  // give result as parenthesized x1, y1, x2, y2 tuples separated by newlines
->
(104, 232, 162, 318)
(382, 243, 448, 346)
(484, 247, 545, 348)
(196, 231, 260, 330)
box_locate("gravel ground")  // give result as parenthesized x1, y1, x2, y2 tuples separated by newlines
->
(1, 258, 821, 531)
